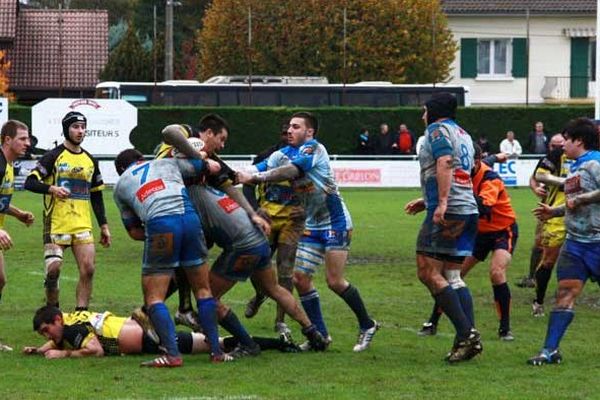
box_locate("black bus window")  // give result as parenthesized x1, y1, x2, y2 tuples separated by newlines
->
(281, 91, 330, 106)
(239, 90, 279, 106)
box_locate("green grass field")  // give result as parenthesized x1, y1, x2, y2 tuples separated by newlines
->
(1, 188, 599, 399)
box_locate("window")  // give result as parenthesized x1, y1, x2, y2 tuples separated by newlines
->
(589, 39, 596, 82)
(477, 39, 511, 77)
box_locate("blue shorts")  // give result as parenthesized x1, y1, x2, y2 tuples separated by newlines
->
(556, 239, 600, 282)
(472, 223, 518, 262)
(294, 229, 352, 276)
(142, 213, 208, 275)
(211, 241, 271, 282)
(416, 212, 478, 258)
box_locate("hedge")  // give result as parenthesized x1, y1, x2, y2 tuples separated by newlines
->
(9, 105, 596, 155)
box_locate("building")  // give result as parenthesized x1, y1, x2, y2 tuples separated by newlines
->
(0, 0, 108, 103)
(442, 0, 597, 104)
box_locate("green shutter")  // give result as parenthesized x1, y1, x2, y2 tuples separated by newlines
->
(570, 37, 589, 98)
(512, 38, 528, 78)
(460, 38, 477, 78)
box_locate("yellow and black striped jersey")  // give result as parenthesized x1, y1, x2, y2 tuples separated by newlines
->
(58, 311, 125, 355)
(0, 150, 14, 229)
(533, 149, 571, 207)
(28, 145, 104, 234)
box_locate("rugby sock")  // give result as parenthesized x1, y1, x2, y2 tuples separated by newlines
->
(544, 308, 575, 351)
(147, 302, 180, 357)
(339, 284, 374, 331)
(535, 266, 553, 304)
(300, 290, 329, 338)
(434, 286, 471, 340)
(428, 300, 443, 326)
(197, 297, 222, 355)
(493, 283, 511, 332)
(455, 287, 475, 326)
(529, 247, 543, 279)
(219, 309, 256, 349)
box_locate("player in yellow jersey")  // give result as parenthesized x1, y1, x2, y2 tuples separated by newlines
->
(24, 112, 111, 310)
(0, 120, 35, 351)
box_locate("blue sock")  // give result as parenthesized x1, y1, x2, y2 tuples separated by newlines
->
(197, 297, 222, 355)
(147, 302, 179, 357)
(433, 286, 472, 340)
(220, 309, 256, 348)
(455, 287, 475, 327)
(544, 308, 575, 351)
(300, 289, 329, 338)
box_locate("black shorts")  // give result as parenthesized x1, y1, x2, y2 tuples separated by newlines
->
(472, 223, 518, 262)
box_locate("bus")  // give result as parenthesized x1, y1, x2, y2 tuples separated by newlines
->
(95, 77, 470, 107)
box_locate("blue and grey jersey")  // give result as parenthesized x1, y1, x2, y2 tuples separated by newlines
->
(258, 140, 352, 231)
(113, 158, 203, 228)
(187, 184, 266, 251)
(564, 150, 600, 243)
(419, 119, 478, 215)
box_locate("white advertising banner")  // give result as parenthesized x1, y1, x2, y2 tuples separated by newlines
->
(93, 158, 540, 188)
(0, 97, 7, 127)
(32, 99, 137, 156)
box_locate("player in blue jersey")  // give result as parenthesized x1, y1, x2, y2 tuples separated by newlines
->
(529, 118, 600, 365)
(405, 93, 481, 363)
(237, 112, 379, 353)
(113, 148, 229, 367)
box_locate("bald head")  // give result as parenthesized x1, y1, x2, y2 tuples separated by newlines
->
(549, 133, 565, 151)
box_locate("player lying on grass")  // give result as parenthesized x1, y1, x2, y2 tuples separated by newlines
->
(23, 305, 301, 360)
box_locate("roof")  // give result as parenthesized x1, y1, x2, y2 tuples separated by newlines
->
(0, 0, 18, 43)
(441, 0, 597, 15)
(6, 9, 108, 90)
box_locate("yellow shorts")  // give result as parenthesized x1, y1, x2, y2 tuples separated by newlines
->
(46, 230, 95, 246)
(541, 217, 566, 248)
(270, 216, 304, 247)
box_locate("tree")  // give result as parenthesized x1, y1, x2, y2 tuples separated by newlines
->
(100, 24, 152, 81)
(0, 51, 15, 101)
(197, 0, 457, 84)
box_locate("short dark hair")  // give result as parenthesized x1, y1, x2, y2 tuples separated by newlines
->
(198, 114, 229, 136)
(1, 120, 28, 144)
(473, 143, 482, 160)
(564, 118, 599, 150)
(291, 111, 319, 135)
(33, 305, 61, 332)
(115, 148, 144, 175)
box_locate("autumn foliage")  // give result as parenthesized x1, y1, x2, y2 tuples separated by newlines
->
(0, 51, 15, 101)
(197, 0, 457, 83)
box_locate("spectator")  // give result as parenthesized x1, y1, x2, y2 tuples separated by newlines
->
(499, 130, 523, 158)
(356, 127, 372, 155)
(476, 135, 491, 157)
(396, 123, 415, 154)
(373, 123, 395, 155)
(527, 121, 549, 154)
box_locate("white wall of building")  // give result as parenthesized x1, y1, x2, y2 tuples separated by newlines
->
(446, 16, 595, 104)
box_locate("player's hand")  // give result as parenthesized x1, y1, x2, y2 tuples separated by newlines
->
(22, 346, 38, 355)
(533, 202, 553, 221)
(256, 208, 272, 224)
(44, 349, 65, 359)
(236, 170, 254, 185)
(251, 214, 271, 236)
(18, 211, 34, 226)
(205, 159, 221, 175)
(533, 185, 547, 198)
(404, 198, 425, 215)
(50, 185, 70, 199)
(99, 224, 111, 248)
(433, 202, 447, 225)
(566, 197, 580, 210)
(0, 229, 13, 250)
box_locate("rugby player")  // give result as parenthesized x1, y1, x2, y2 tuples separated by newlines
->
(405, 93, 481, 363)
(113, 148, 226, 366)
(528, 118, 600, 365)
(237, 112, 379, 353)
(24, 112, 110, 310)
